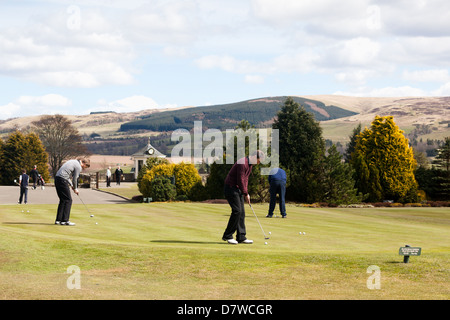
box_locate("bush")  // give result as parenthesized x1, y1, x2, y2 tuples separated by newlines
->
(188, 181, 209, 201)
(173, 162, 202, 197)
(149, 176, 176, 202)
(139, 162, 203, 200)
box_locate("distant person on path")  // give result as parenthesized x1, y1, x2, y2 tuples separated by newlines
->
(106, 166, 112, 187)
(115, 166, 123, 185)
(54, 158, 90, 226)
(222, 150, 265, 245)
(18, 169, 29, 204)
(266, 167, 287, 218)
(30, 165, 39, 190)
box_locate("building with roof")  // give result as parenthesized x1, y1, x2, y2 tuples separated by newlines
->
(131, 137, 166, 180)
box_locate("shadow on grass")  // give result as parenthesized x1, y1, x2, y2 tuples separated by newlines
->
(150, 240, 225, 245)
(3, 222, 55, 226)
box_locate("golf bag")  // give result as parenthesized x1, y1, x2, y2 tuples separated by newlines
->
(37, 174, 45, 190)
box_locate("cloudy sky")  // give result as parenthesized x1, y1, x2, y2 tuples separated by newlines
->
(1, 0, 450, 120)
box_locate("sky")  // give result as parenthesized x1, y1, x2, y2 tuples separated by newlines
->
(1, 0, 450, 120)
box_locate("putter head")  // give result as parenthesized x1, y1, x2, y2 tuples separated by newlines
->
(264, 236, 270, 240)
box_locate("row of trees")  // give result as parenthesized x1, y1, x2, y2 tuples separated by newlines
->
(138, 97, 449, 203)
(274, 98, 449, 203)
(0, 115, 89, 185)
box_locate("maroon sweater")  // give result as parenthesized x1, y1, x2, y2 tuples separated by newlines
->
(225, 157, 253, 196)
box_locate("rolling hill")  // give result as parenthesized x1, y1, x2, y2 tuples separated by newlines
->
(118, 96, 357, 132)
(1, 95, 449, 156)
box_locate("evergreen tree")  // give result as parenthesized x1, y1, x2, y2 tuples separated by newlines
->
(320, 145, 364, 205)
(433, 137, 450, 171)
(0, 131, 49, 185)
(351, 116, 418, 202)
(344, 123, 361, 163)
(272, 97, 325, 202)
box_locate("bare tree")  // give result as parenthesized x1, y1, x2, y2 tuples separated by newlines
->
(32, 115, 90, 177)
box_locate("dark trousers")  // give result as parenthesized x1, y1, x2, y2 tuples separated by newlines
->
(268, 180, 286, 216)
(223, 184, 247, 241)
(19, 187, 28, 204)
(55, 176, 72, 222)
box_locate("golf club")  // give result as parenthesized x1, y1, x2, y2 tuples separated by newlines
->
(249, 203, 270, 240)
(77, 193, 93, 217)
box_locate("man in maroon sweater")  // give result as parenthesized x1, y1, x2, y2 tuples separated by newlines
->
(222, 150, 265, 244)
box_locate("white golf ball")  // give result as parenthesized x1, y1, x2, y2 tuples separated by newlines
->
(90, 215, 94, 218)
(264, 242, 268, 245)
(269, 231, 271, 235)
(303, 232, 306, 235)
(95, 222, 98, 225)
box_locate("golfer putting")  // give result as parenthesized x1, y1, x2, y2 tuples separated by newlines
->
(54, 158, 90, 226)
(222, 150, 265, 245)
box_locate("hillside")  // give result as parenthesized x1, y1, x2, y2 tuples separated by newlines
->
(1, 95, 449, 156)
(118, 96, 357, 132)
(305, 95, 450, 143)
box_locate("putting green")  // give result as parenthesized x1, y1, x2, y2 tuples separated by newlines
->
(0, 203, 449, 299)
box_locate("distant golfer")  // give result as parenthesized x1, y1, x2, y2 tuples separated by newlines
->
(115, 166, 123, 185)
(266, 167, 287, 218)
(30, 165, 39, 190)
(18, 169, 29, 204)
(54, 158, 90, 226)
(106, 166, 112, 187)
(222, 150, 265, 245)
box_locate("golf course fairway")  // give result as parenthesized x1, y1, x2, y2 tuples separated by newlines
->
(0, 202, 448, 300)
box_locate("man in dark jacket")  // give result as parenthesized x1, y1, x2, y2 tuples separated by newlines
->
(266, 167, 287, 218)
(18, 169, 29, 204)
(115, 166, 123, 185)
(30, 165, 39, 189)
(222, 150, 265, 245)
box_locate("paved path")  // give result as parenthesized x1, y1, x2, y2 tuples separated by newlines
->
(0, 185, 131, 205)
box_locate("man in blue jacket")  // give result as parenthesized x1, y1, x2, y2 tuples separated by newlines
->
(266, 167, 287, 218)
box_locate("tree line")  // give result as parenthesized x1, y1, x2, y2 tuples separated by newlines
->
(0, 115, 89, 185)
(130, 97, 449, 204)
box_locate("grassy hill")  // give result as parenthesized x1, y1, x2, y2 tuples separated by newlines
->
(1, 95, 448, 156)
(118, 96, 357, 132)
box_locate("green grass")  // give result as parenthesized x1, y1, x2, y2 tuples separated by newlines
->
(99, 184, 140, 199)
(0, 203, 449, 300)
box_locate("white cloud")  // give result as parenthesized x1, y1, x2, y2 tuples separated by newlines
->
(335, 86, 428, 97)
(0, 94, 72, 120)
(245, 75, 265, 84)
(432, 82, 450, 96)
(0, 9, 136, 88)
(0, 102, 21, 120)
(95, 95, 176, 113)
(403, 69, 450, 83)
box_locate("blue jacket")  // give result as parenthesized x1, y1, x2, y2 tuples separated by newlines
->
(268, 168, 286, 184)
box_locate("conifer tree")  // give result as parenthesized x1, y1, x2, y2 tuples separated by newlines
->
(0, 131, 49, 185)
(320, 145, 364, 205)
(273, 97, 325, 202)
(351, 116, 418, 202)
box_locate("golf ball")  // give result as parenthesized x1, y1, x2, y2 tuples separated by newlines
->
(269, 231, 271, 235)
(95, 222, 98, 225)
(264, 242, 268, 245)
(90, 215, 94, 218)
